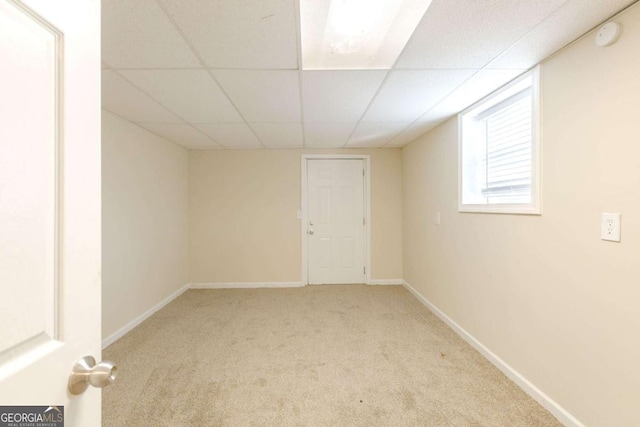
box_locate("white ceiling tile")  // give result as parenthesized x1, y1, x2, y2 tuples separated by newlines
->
(138, 123, 221, 148)
(347, 123, 409, 147)
(396, 0, 566, 69)
(251, 123, 304, 147)
(102, 70, 182, 124)
(102, 0, 201, 68)
(213, 70, 301, 123)
(418, 69, 525, 123)
(120, 70, 242, 123)
(158, 0, 298, 69)
(100, 0, 636, 150)
(302, 71, 387, 123)
(303, 123, 356, 147)
(194, 123, 263, 149)
(362, 69, 475, 123)
(488, 0, 639, 69)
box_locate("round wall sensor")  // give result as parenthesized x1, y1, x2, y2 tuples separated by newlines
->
(595, 22, 621, 47)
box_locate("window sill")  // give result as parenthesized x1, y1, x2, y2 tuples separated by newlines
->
(458, 204, 541, 215)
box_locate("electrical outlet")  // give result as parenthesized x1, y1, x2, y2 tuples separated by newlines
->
(601, 213, 621, 242)
(435, 212, 441, 225)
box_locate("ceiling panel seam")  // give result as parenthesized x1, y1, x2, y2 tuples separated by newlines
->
(340, 0, 454, 147)
(153, 0, 266, 148)
(294, 0, 307, 147)
(353, 0, 567, 147)
(483, 0, 571, 69)
(102, 107, 201, 150)
(518, 0, 640, 68)
(112, 70, 225, 148)
(384, 0, 589, 146)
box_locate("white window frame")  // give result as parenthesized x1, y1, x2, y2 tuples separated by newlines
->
(458, 66, 542, 215)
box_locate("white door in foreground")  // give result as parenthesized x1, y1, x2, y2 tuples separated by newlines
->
(0, 0, 103, 425)
(307, 160, 365, 285)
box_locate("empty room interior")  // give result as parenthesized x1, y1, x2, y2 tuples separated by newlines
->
(95, 0, 640, 426)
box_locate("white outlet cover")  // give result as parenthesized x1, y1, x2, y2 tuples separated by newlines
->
(601, 213, 621, 242)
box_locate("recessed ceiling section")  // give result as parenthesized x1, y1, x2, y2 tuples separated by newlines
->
(300, 0, 433, 70)
(120, 70, 242, 123)
(395, 0, 567, 69)
(213, 70, 301, 123)
(139, 123, 222, 148)
(362, 69, 476, 123)
(158, 0, 298, 69)
(195, 123, 264, 149)
(251, 123, 304, 148)
(102, 0, 201, 68)
(302, 71, 387, 123)
(303, 123, 356, 147)
(102, 70, 182, 124)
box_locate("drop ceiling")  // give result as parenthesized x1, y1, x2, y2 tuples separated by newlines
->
(102, 0, 637, 149)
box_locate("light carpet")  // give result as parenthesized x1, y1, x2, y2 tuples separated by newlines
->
(103, 285, 560, 426)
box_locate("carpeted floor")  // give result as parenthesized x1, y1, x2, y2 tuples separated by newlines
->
(103, 285, 560, 426)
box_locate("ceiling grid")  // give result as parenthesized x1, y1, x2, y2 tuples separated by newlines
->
(101, 0, 638, 149)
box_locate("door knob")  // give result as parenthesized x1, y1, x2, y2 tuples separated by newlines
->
(68, 356, 117, 395)
(308, 229, 314, 235)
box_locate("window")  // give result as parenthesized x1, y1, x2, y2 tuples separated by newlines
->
(459, 67, 541, 214)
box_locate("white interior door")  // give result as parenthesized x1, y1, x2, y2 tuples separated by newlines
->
(0, 0, 102, 425)
(307, 159, 365, 285)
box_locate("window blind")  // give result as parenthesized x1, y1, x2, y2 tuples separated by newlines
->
(478, 87, 532, 204)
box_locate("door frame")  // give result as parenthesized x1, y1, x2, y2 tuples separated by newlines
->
(301, 154, 371, 286)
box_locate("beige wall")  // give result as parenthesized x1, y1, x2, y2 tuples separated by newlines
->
(102, 111, 189, 340)
(403, 5, 640, 426)
(189, 149, 402, 283)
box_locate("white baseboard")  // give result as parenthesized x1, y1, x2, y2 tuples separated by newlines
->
(369, 279, 404, 285)
(190, 282, 304, 289)
(102, 283, 190, 349)
(402, 280, 583, 427)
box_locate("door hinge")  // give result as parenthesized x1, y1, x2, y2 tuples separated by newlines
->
(363, 169, 365, 177)
(364, 266, 366, 275)
(363, 217, 365, 225)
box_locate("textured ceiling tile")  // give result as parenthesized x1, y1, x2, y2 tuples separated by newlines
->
(488, 0, 639, 69)
(251, 123, 304, 147)
(347, 123, 409, 147)
(396, 0, 566, 69)
(159, 0, 298, 69)
(303, 123, 356, 147)
(138, 123, 221, 148)
(302, 71, 387, 123)
(102, 70, 182, 123)
(120, 70, 242, 123)
(213, 70, 301, 122)
(195, 123, 263, 149)
(362, 69, 476, 123)
(417, 69, 525, 122)
(102, 0, 201, 68)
